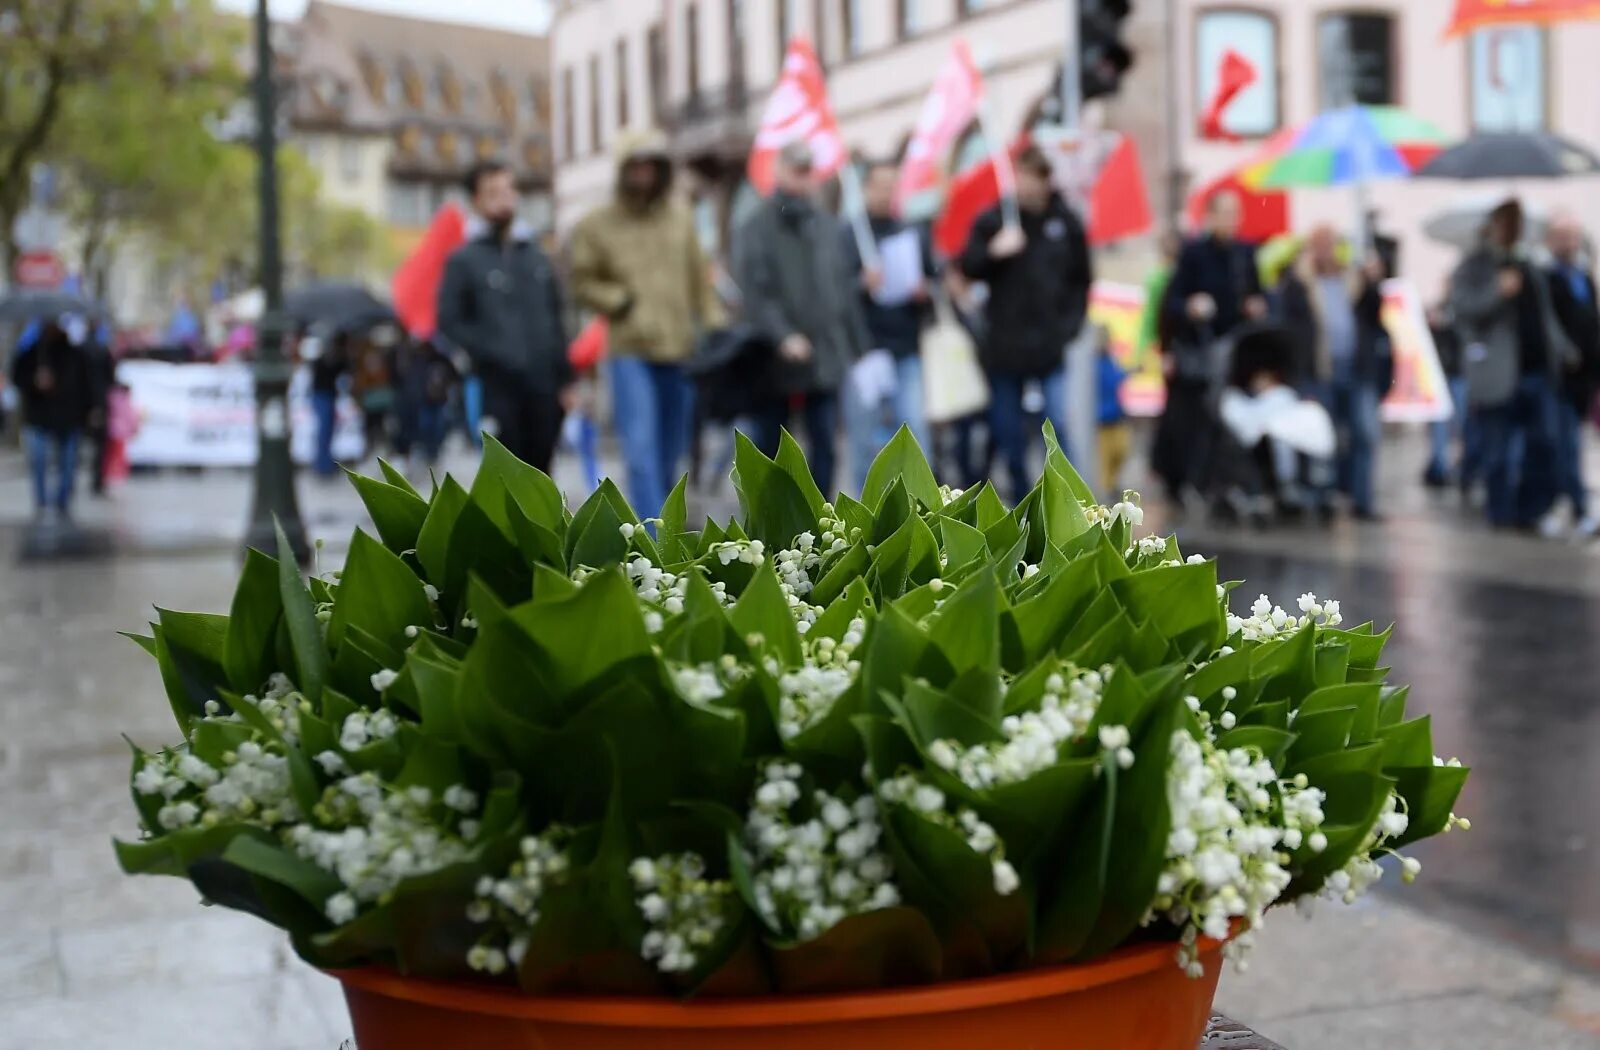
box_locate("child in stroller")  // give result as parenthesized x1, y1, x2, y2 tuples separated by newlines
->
(1209, 322, 1336, 525)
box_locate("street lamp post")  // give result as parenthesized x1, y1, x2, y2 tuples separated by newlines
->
(244, 0, 308, 562)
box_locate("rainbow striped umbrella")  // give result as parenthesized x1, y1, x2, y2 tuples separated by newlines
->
(1240, 105, 1449, 190)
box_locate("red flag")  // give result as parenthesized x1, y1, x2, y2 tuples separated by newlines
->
(391, 203, 466, 339)
(1087, 135, 1152, 245)
(748, 38, 847, 194)
(897, 40, 985, 209)
(932, 138, 1025, 259)
(567, 316, 608, 371)
(1185, 171, 1289, 244)
(1199, 49, 1258, 142)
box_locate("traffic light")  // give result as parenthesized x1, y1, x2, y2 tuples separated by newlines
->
(1080, 0, 1133, 101)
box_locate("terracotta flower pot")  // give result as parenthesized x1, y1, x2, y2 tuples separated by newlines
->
(334, 937, 1224, 1049)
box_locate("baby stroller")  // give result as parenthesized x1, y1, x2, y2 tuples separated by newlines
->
(1206, 323, 1335, 525)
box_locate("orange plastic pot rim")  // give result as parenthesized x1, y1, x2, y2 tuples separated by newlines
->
(332, 934, 1224, 1030)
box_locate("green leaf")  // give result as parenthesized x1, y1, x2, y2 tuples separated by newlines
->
(810, 541, 869, 607)
(1284, 708, 1357, 767)
(471, 433, 566, 536)
(276, 524, 329, 703)
(896, 679, 1003, 749)
(1109, 561, 1225, 659)
(939, 517, 989, 574)
(1252, 624, 1319, 704)
(220, 835, 341, 909)
(1039, 460, 1093, 546)
(415, 476, 468, 586)
(973, 483, 1009, 530)
(224, 549, 284, 695)
(658, 475, 690, 561)
(774, 430, 828, 518)
(928, 572, 1001, 679)
(1042, 420, 1098, 506)
(1388, 764, 1469, 847)
(733, 432, 818, 549)
(326, 530, 433, 656)
(505, 569, 652, 712)
(378, 458, 421, 496)
(1217, 725, 1296, 764)
(1377, 715, 1435, 769)
(885, 805, 1029, 968)
(566, 484, 631, 572)
(729, 562, 804, 668)
(347, 471, 429, 555)
(861, 425, 941, 513)
(505, 493, 566, 570)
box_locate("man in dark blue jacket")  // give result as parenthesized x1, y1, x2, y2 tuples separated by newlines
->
(438, 161, 574, 471)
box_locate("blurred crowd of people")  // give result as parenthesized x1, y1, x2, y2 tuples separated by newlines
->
(11, 134, 1596, 545)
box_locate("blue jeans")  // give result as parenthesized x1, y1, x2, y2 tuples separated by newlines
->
(1323, 367, 1381, 516)
(463, 376, 484, 448)
(1428, 376, 1471, 480)
(1479, 373, 1561, 527)
(845, 354, 928, 495)
(1556, 397, 1590, 519)
(608, 356, 695, 518)
(311, 390, 338, 477)
(745, 392, 840, 496)
(25, 427, 80, 513)
(987, 369, 1067, 503)
(413, 401, 447, 465)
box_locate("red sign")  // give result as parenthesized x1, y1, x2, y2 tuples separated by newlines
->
(1447, 0, 1600, 36)
(13, 250, 64, 289)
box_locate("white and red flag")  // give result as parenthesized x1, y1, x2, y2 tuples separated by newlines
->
(747, 37, 847, 194)
(897, 40, 985, 208)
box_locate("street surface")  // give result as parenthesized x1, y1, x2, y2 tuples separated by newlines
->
(1, 429, 1597, 1049)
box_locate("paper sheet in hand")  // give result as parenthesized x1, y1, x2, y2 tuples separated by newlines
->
(850, 349, 898, 410)
(871, 229, 923, 306)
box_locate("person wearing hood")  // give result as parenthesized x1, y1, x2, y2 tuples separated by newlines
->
(1450, 198, 1577, 529)
(733, 141, 871, 494)
(438, 160, 575, 472)
(570, 131, 725, 518)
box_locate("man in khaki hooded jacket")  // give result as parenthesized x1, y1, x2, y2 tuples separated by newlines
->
(570, 131, 724, 517)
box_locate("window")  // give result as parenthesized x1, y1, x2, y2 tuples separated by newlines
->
(616, 39, 630, 129)
(686, 3, 701, 104)
(897, 0, 926, 39)
(840, 0, 862, 58)
(728, 0, 746, 90)
(959, 0, 997, 14)
(358, 53, 385, 102)
(1470, 25, 1546, 131)
(339, 139, 360, 183)
(1194, 9, 1279, 137)
(437, 66, 461, 113)
(647, 23, 667, 122)
(529, 79, 549, 127)
(560, 66, 575, 161)
(385, 182, 429, 227)
(1317, 12, 1396, 108)
(588, 55, 603, 153)
(399, 61, 424, 108)
(778, 0, 809, 59)
(490, 70, 517, 125)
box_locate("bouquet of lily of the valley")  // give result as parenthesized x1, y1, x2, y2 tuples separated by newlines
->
(118, 426, 1468, 996)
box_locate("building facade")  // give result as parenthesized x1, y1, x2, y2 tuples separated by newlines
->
(284, 1, 556, 246)
(552, 0, 1600, 294)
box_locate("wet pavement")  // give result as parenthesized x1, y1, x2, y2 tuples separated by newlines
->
(1, 430, 1597, 1048)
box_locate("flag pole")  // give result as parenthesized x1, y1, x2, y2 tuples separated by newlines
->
(836, 160, 881, 269)
(975, 64, 1021, 231)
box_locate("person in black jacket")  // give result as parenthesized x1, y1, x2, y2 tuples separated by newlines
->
(438, 160, 574, 471)
(11, 318, 97, 521)
(959, 145, 1092, 501)
(1154, 191, 1267, 506)
(1544, 214, 1600, 538)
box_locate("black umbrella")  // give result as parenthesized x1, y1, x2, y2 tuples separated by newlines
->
(0, 288, 107, 325)
(283, 281, 397, 334)
(1417, 131, 1600, 180)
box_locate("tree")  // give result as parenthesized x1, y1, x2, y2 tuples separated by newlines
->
(46, 3, 244, 296)
(0, 0, 197, 269)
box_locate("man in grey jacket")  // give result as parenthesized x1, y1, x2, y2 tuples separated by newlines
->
(1450, 199, 1575, 528)
(438, 161, 574, 471)
(733, 142, 869, 494)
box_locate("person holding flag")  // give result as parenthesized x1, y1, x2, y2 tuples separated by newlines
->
(958, 144, 1094, 502)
